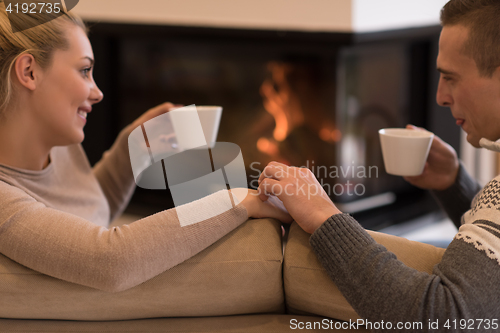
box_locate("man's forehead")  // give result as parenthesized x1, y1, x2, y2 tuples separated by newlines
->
(437, 25, 475, 73)
(439, 25, 469, 56)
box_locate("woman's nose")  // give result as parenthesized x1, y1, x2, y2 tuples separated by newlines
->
(89, 83, 104, 105)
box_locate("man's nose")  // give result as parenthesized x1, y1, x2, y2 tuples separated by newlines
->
(436, 78, 452, 107)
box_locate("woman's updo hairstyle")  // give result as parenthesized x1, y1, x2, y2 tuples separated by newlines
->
(0, 1, 86, 114)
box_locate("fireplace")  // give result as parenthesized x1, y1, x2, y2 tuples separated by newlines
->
(83, 22, 460, 229)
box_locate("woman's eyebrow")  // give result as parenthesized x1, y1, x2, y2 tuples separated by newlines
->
(81, 56, 94, 65)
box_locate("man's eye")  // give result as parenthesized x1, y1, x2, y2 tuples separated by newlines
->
(440, 73, 454, 81)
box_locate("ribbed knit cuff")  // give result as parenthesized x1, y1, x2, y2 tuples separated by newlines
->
(431, 162, 481, 228)
(310, 213, 375, 266)
(174, 190, 248, 227)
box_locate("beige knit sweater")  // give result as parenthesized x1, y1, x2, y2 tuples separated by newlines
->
(0, 128, 248, 292)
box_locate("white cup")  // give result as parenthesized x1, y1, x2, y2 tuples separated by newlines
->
(197, 106, 223, 147)
(173, 105, 223, 148)
(379, 128, 434, 176)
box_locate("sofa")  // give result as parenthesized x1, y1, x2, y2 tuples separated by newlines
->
(0, 217, 377, 332)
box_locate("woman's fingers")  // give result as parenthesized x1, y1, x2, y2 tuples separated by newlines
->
(145, 102, 180, 120)
(258, 178, 282, 201)
(131, 102, 183, 130)
(261, 196, 293, 223)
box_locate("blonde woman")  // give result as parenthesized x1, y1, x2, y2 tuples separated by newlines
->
(0, 5, 290, 292)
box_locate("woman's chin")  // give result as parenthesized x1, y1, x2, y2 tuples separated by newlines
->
(63, 131, 85, 146)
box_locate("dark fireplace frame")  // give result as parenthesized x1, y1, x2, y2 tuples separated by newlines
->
(83, 22, 460, 230)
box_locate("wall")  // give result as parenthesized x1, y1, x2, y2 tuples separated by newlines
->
(73, 0, 352, 32)
(353, 0, 448, 32)
(73, 0, 448, 33)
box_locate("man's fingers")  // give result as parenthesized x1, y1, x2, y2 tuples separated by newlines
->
(268, 161, 289, 168)
(404, 175, 418, 183)
(406, 124, 427, 131)
(403, 162, 429, 184)
(258, 163, 289, 184)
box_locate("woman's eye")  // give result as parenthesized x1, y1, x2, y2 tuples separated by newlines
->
(81, 67, 92, 77)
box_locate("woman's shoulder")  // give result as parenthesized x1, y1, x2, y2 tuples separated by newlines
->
(0, 144, 91, 189)
(0, 144, 102, 209)
(0, 179, 39, 213)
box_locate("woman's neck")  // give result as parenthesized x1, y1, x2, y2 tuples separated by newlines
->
(0, 109, 52, 171)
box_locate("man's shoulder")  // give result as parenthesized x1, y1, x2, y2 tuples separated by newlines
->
(470, 177, 500, 214)
(459, 176, 500, 265)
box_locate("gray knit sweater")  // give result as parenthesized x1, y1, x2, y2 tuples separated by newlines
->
(310, 163, 500, 332)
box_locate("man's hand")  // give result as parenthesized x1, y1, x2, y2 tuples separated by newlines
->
(257, 162, 342, 234)
(403, 124, 459, 191)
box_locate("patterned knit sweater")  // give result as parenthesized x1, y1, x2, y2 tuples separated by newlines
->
(310, 142, 500, 332)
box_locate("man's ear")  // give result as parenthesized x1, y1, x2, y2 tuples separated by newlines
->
(13, 53, 39, 91)
(494, 65, 500, 81)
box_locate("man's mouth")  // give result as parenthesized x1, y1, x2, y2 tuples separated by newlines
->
(456, 119, 465, 126)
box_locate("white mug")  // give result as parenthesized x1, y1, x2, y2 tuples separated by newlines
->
(379, 128, 434, 176)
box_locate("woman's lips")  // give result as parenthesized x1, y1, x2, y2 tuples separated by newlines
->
(77, 110, 88, 124)
(77, 107, 91, 124)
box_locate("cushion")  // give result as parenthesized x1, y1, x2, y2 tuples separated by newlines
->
(0, 218, 285, 320)
(0, 314, 369, 332)
(283, 222, 446, 321)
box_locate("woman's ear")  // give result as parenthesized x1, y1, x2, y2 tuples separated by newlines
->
(13, 53, 38, 91)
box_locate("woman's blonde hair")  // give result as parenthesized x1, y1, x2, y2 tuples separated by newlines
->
(0, 1, 86, 114)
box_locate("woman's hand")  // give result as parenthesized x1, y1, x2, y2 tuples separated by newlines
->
(257, 162, 342, 234)
(129, 102, 183, 131)
(403, 124, 459, 191)
(231, 188, 293, 224)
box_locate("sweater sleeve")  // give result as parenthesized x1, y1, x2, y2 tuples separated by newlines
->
(310, 214, 500, 332)
(0, 183, 248, 292)
(92, 126, 136, 223)
(431, 162, 482, 228)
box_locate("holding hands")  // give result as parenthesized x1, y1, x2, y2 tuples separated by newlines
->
(130, 103, 356, 234)
(128, 102, 295, 225)
(253, 125, 460, 234)
(257, 162, 341, 234)
(231, 188, 293, 224)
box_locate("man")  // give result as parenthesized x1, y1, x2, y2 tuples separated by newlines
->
(258, 0, 500, 328)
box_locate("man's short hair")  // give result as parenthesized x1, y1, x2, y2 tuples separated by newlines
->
(441, 0, 500, 77)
